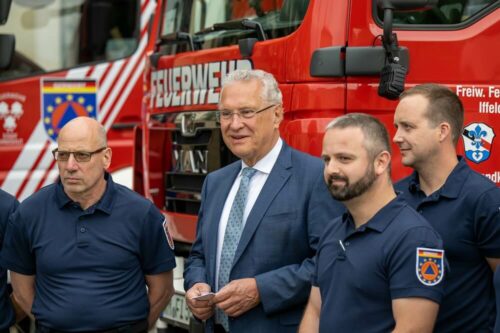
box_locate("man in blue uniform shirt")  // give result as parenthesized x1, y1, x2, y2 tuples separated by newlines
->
(495, 267, 500, 333)
(1, 117, 176, 332)
(299, 113, 444, 333)
(393, 84, 500, 332)
(0, 189, 19, 333)
(184, 69, 344, 333)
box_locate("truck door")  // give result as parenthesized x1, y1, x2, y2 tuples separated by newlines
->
(346, 0, 500, 183)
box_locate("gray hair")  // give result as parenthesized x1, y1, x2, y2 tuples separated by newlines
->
(220, 69, 283, 106)
(326, 113, 392, 160)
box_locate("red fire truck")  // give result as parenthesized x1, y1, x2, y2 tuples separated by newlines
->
(134, 0, 499, 330)
(0, 0, 159, 200)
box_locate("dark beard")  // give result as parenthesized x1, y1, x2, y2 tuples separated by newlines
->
(327, 165, 376, 201)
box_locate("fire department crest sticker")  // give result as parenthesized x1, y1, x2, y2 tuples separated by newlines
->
(41, 78, 98, 141)
(462, 123, 495, 164)
(416, 247, 444, 286)
(163, 218, 175, 250)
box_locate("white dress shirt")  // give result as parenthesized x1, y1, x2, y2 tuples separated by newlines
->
(215, 138, 283, 289)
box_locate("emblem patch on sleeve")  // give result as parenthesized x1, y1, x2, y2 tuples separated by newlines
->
(163, 218, 175, 250)
(416, 247, 444, 286)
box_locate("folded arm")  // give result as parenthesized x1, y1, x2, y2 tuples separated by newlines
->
(256, 173, 343, 315)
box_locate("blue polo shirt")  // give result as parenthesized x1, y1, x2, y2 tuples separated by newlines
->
(396, 157, 500, 333)
(0, 174, 176, 331)
(495, 266, 500, 333)
(0, 189, 19, 331)
(313, 195, 444, 332)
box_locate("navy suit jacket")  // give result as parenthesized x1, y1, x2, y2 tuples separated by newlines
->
(184, 142, 344, 333)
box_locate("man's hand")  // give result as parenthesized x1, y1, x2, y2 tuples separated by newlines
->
(185, 283, 214, 321)
(212, 278, 260, 317)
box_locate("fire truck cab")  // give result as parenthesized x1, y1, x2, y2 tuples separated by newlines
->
(135, 0, 499, 330)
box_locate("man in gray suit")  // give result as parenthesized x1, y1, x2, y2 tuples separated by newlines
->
(184, 69, 344, 333)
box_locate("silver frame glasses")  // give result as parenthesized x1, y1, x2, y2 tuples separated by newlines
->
(218, 104, 276, 121)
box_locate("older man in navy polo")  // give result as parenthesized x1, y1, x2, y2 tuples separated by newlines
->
(1, 117, 176, 332)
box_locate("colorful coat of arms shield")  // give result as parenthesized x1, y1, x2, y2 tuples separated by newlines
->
(462, 122, 495, 164)
(41, 78, 98, 141)
(416, 247, 444, 286)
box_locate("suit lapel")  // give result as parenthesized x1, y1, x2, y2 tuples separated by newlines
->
(232, 144, 292, 268)
(207, 161, 241, 286)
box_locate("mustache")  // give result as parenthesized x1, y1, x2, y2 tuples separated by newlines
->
(327, 174, 348, 184)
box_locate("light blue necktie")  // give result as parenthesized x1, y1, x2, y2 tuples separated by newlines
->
(216, 167, 257, 331)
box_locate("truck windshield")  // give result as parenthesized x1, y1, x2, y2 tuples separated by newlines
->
(0, 0, 139, 81)
(378, 0, 497, 25)
(160, 0, 309, 51)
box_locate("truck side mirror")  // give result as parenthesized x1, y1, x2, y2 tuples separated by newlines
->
(376, 0, 437, 99)
(0, 34, 15, 69)
(0, 0, 12, 25)
(0, 0, 14, 70)
(310, 0, 438, 100)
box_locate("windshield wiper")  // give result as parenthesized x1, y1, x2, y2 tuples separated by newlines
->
(156, 32, 200, 51)
(196, 18, 267, 41)
(150, 32, 200, 66)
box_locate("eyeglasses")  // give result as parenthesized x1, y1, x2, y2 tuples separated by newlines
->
(218, 104, 276, 121)
(52, 147, 107, 162)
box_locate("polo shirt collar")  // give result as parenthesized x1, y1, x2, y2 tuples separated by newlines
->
(342, 195, 406, 233)
(55, 172, 116, 214)
(55, 180, 72, 208)
(407, 156, 467, 199)
(96, 173, 115, 214)
(439, 156, 469, 198)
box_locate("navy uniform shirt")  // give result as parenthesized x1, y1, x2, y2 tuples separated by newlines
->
(0, 189, 19, 331)
(313, 195, 444, 333)
(1, 174, 176, 331)
(396, 157, 500, 333)
(495, 266, 500, 333)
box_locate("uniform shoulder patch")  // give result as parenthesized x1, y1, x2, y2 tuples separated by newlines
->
(162, 218, 175, 250)
(416, 247, 444, 286)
